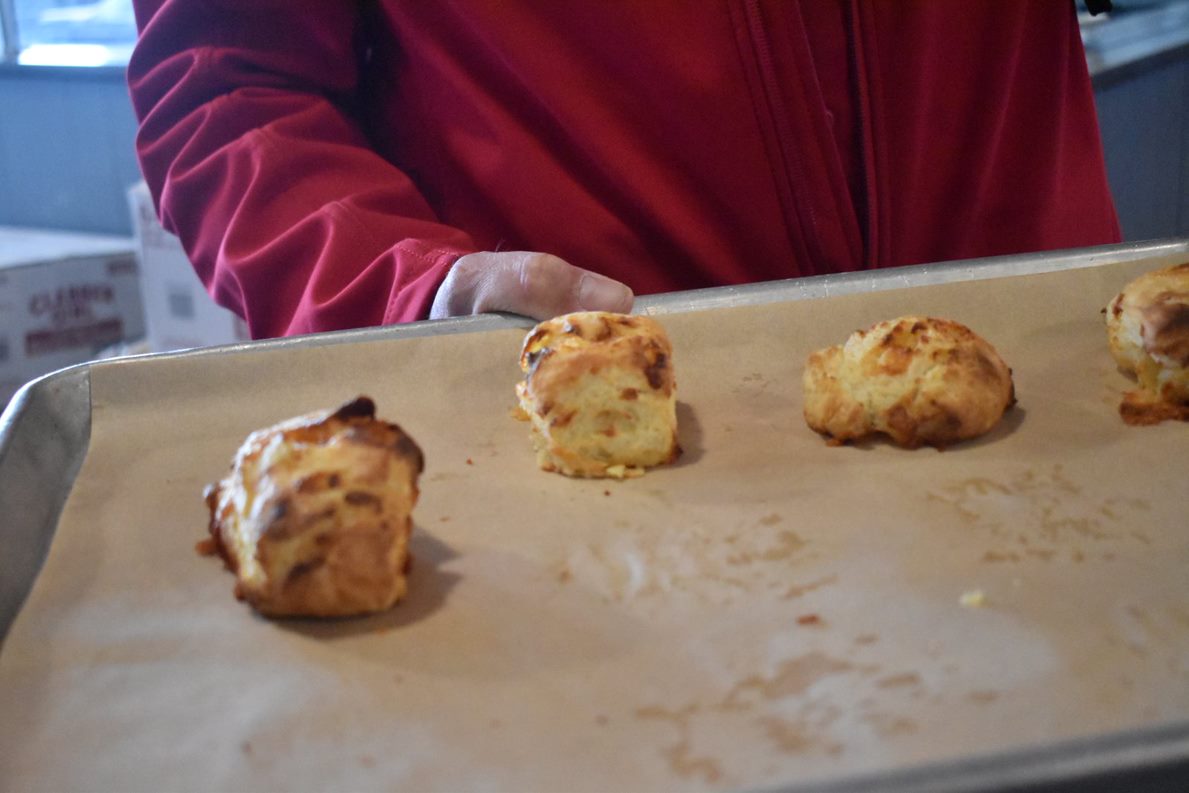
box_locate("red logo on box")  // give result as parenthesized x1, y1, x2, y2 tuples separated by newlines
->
(26, 318, 124, 356)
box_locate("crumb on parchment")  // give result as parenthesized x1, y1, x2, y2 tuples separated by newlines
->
(960, 589, 987, 608)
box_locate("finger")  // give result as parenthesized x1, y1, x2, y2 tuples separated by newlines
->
(506, 252, 634, 318)
(433, 251, 633, 320)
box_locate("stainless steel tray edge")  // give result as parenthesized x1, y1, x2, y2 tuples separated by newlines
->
(0, 364, 91, 646)
(770, 718, 1189, 793)
(635, 237, 1189, 314)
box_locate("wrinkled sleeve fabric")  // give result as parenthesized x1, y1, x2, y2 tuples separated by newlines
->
(127, 0, 477, 337)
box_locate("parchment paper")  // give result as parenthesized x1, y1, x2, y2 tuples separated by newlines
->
(1, 255, 1187, 792)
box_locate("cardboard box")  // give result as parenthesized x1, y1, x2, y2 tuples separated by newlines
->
(0, 226, 145, 404)
(127, 181, 248, 353)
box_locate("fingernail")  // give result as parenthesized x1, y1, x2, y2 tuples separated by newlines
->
(578, 273, 633, 312)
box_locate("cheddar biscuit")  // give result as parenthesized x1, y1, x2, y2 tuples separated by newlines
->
(1105, 263, 1189, 425)
(516, 311, 680, 477)
(203, 397, 423, 617)
(803, 316, 1015, 448)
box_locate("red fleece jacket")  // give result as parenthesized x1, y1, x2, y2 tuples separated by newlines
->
(128, 1, 1119, 338)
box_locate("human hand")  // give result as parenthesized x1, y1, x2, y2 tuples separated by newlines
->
(429, 251, 634, 320)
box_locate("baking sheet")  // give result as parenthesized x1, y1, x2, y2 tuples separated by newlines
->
(0, 253, 1187, 792)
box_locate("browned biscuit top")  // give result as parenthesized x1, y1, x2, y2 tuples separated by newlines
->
(1105, 262, 1189, 425)
(516, 311, 679, 477)
(204, 396, 423, 617)
(802, 316, 1015, 449)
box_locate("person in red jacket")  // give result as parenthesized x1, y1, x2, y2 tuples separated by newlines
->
(127, 2, 1120, 339)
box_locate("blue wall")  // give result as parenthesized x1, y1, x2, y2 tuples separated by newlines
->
(1094, 56, 1189, 240)
(0, 66, 141, 236)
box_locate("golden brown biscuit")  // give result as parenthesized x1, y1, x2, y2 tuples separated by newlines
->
(516, 311, 680, 477)
(1104, 263, 1189, 425)
(803, 316, 1015, 448)
(202, 397, 423, 617)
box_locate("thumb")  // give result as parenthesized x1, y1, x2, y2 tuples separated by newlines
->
(431, 251, 634, 320)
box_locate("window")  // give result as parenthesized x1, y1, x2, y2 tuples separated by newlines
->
(2, 0, 136, 67)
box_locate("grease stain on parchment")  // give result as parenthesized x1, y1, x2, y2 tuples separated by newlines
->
(557, 511, 823, 605)
(1114, 604, 1189, 672)
(861, 712, 919, 737)
(759, 714, 844, 756)
(875, 672, 922, 689)
(784, 575, 839, 600)
(926, 463, 1152, 563)
(635, 704, 724, 784)
(722, 653, 864, 709)
(634, 651, 886, 783)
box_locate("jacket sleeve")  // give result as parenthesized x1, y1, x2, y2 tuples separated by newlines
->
(127, 0, 478, 337)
